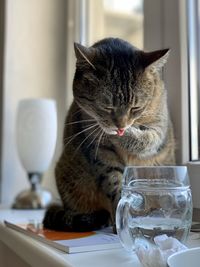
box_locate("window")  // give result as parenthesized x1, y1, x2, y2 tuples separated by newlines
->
(102, 0, 143, 49)
(86, 0, 143, 47)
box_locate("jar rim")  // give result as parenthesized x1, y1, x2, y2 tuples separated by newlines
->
(122, 184, 191, 191)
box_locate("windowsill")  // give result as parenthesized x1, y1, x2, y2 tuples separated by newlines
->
(0, 209, 143, 267)
(1, 206, 200, 267)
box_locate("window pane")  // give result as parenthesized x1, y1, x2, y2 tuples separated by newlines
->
(103, 0, 143, 49)
(103, 0, 143, 48)
(86, 0, 143, 49)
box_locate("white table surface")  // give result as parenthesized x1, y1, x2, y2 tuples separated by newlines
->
(0, 209, 143, 267)
(0, 209, 200, 267)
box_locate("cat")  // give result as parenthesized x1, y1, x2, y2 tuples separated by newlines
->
(43, 38, 175, 232)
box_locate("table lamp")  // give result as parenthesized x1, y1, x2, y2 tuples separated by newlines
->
(12, 98, 57, 209)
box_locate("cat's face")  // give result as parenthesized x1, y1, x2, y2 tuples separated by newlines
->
(73, 38, 169, 136)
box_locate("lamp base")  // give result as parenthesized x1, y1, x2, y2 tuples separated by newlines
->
(12, 188, 53, 209)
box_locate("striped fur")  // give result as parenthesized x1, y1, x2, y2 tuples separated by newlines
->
(43, 38, 175, 232)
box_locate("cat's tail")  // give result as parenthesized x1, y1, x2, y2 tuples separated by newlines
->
(43, 204, 110, 232)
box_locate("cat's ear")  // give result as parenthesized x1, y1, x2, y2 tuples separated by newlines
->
(141, 49, 170, 70)
(74, 43, 96, 70)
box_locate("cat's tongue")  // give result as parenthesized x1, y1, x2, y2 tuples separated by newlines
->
(117, 128, 125, 136)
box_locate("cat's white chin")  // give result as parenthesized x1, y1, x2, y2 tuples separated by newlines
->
(104, 129, 118, 135)
(109, 131, 118, 135)
(100, 126, 117, 135)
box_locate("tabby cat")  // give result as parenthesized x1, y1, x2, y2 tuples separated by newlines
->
(43, 38, 175, 232)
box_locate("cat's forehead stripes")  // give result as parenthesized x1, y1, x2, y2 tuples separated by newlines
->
(106, 65, 136, 106)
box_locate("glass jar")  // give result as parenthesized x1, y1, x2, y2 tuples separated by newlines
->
(116, 166, 193, 251)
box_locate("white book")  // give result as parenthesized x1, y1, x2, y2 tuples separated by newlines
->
(4, 220, 122, 254)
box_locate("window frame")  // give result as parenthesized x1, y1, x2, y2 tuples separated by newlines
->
(187, 0, 200, 160)
(0, 0, 5, 202)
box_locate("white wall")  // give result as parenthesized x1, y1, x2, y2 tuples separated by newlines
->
(1, 0, 67, 205)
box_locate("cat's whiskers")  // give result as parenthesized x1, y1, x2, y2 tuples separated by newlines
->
(72, 125, 100, 157)
(64, 123, 98, 148)
(87, 127, 102, 148)
(65, 123, 98, 140)
(81, 122, 99, 129)
(95, 129, 104, 160)
(71, 108, 82, 118)
(65, 119, 96, 126)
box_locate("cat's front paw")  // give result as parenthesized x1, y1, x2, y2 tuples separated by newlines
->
(128, 126, 141, 137)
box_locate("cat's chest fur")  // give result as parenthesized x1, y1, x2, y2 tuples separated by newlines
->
(115, 145, 153, 166)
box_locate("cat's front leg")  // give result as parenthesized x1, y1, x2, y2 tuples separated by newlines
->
(96, 167, 123, 231)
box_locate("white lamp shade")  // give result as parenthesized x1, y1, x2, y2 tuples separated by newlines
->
(16, 98, 57, 173)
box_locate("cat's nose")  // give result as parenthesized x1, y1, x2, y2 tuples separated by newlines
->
(116, 128, 125, 136)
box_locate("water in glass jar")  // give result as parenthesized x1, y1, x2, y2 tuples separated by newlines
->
(129, 217, 191, 244)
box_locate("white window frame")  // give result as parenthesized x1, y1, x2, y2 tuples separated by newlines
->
(65, 0, 88, 109)
(187, 0, 199, 160)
